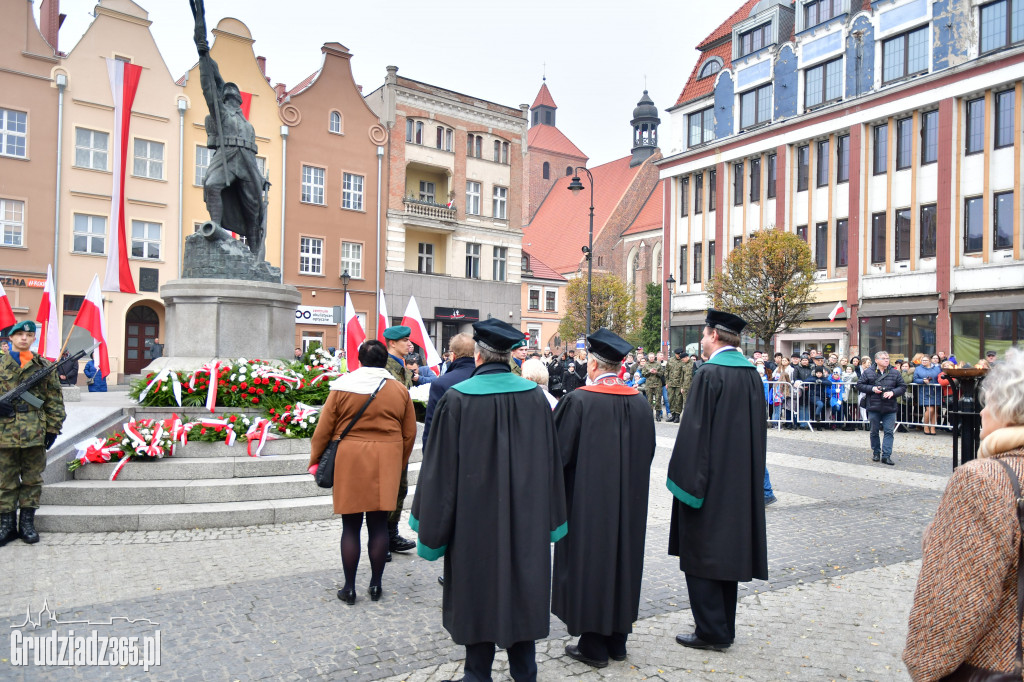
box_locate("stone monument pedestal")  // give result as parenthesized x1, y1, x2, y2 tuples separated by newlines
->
(144, 278, 301, 374)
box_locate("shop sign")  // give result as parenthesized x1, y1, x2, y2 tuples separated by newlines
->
(0, 275, 45, 288)
(295, 306, 335, 326)
(434, 307, 479, 321)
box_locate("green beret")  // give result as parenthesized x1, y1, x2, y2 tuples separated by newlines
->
(510, 339, 527, 350)
(9, 320, 37, 335)
(383, 325, 412, 341)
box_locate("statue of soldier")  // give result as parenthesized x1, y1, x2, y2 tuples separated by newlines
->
(191, 0, 269, 260)
(666, 348, 686, 423)
(641, 352, 666, 422)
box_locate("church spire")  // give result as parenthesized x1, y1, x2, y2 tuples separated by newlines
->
(630, 90, 660, 167)
(530, 82, 557, 128)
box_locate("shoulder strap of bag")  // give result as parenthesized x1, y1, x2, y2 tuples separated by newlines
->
(993, 458, 1024, 674)
(331, 378, 389, 446)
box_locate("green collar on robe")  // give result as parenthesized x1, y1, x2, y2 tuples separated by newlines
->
(450, 373, 538, 395)
(704, 349, 755, 368)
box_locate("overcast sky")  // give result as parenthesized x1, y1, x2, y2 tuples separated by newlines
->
(46, 1, 739, 166)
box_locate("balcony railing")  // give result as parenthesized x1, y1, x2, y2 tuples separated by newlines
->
(403, 197, 456, 222)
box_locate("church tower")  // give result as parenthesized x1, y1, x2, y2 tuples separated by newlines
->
(629, 90, 660, 167)
(523, 80, 588, 223)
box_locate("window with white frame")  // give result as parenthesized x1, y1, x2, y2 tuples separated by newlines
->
(528, 325, 542, 350)
(436, 126, 453, 151)
(1, 199, 24, 247)
(195, 145, 211, 185)
(699, 59, 722, 79)
(465, 243, 481, 279)
(256, 156, 267, 180)
(329, 111, 342, 134)
(492, 186, 508, 220)
(419, 181, 435, 203)
(299, 236, 323, 274)
(492, 246, 507, 281)
(804, 0, 842, 29)
(804, 58, 843, 109)
(545, 288, 557, 312)
(341, 241, 362, 278)
(0, 109, 27, 158)
(418, 242, 434, 274)
(688, 107, 715, 147)
(528, 287, 540, 311)
(466, 181, 481, 215)
(740, 84, 772, 129)
(301, 165, 325, 205)
(342, 173, 364, 210)
(130, 220, 161, 260)
(73, 214, 106, 254)
(980, 0, 1024, 53)
(739, 22, 771, 57)
(75, 128, 108, 170)
(405, 119, 424, 145)
(882, 26, 929, 83)
(133, 139, 163, 179)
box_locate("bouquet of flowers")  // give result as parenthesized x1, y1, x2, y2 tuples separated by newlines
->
(69, 416, 180, 478)
(268, 403, 320, 438)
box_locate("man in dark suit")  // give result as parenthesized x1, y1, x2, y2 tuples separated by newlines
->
(422, 333, 476, 446)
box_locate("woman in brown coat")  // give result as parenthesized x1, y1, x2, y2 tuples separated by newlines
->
(309, 340, 417, 605)
(904, 347, 1024, 679)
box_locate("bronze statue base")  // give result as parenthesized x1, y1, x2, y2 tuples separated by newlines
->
(182, 226, 280, 282)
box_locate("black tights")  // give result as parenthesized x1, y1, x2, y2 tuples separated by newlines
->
(340, 511, 389, 591)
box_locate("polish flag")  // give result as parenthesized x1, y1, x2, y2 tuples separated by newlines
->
(0, 281, 16, 331)
(344, 293, 366, 371)
(401, 296, 442, 370)
(102, 57, 142, 294)
(34, 265, 60, 360)
(72, 275, 110, 378)
(377, 290, 388, 343)
(239, 92, 253, 120)
(828, 301, 847, 322)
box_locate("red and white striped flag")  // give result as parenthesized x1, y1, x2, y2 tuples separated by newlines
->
(34, 264, 60, 360)
(344, 293, 365, 371)
(828, 301, 847, 322)
(72, 275, 111, 378)
(0, 281, 16, 331)
(401, 296, 442, 371)
(103, 57, 142, 294)
(377, 290, 388, 343)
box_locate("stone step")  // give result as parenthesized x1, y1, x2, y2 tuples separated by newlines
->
(169, 439, 309, 459)
(72, 454, 310, 481)
(41, 474, 332, 507)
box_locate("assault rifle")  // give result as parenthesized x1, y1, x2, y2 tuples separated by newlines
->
(0, 342, 99, 417)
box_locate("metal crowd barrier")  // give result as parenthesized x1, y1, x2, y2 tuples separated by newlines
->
(761, 379, 954, 432)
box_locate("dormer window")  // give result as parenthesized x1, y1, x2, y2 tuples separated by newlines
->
(804, 0, 840, 29)
(739, 23, 771, 57)
(699, 59, 722, 80)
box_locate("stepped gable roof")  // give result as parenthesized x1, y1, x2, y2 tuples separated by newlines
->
(527, 124, 587, 159)
(676, 0, 762, 107)
(523, 251, 567, 282)
(622, 186, 663, 236)
(532, 82, 557, 109)
(524, 156, 643, 275)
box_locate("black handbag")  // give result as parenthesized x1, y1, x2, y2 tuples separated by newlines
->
(940, 458, 1024, 682)
(314, 378, 387, 489)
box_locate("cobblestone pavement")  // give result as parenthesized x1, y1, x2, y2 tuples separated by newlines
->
(1, 421, 948, 681)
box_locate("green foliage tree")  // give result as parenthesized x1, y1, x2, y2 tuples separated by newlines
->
(638, 283, 662, 353)
(558, 273, 640, 345)
(707, 229, 816, 347)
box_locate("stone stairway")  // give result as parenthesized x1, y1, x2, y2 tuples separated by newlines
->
(37, 437, 423, 532)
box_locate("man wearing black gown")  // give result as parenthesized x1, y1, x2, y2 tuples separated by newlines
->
(667, 309, 768, 652)
(552, 328, 656, 668)
(410, 318, 567, 682)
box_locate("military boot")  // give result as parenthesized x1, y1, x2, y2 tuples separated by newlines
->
(655, 411, 662, 422)
(388, 522, 415, 553)
(0, 511, 17, 547)
(18, 508, 39, 544)
(671, 412, 680, 423)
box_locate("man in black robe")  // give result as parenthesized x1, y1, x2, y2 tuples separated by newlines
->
(552, 328, 656, 668)
(411, 318, 567, 682)
(667, 309, 768, 652)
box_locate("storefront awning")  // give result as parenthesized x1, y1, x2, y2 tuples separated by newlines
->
(858, 298, 938, 317)
(949, 293, 1024, 312)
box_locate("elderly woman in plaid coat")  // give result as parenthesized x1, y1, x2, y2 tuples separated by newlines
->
(904, 348, 1024, 680)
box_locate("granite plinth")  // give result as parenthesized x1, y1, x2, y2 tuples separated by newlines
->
(154, 279, 301, 366)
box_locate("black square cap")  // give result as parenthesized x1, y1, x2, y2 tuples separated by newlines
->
(705, 309, 747, 336)
(472, 318, 524, 353)
(586, 327, 632, 364)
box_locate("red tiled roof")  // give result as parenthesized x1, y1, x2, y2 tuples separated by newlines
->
(677, 0, 762, 107)
(287, 69, 320, 98)
(698, 0, 762, 49)
(622, 187, 663, 237)
(527, 124, 587, 159)
(524, 251, 566, 282)
(531, 82, 557, 109)
(524, 156, 643, 275)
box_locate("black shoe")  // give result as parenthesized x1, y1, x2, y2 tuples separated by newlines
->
(337, 587, 356, 605)
(872, 453, 880, 462)
(609, 651, 627, 662)
(18, 508, 39, 544)
(388, 523, 416, 553)
(385, 549, 392, 562)
(368, 585, 382, 601)
(565, 644, 608, 669)
(881, 457, 895, 466)
(675, 633, 730, 651)
(764, 495, 778, 506)
(0, 511, 17, 547)
(437, 576, 444, 586)
(655, 413, 662, 422)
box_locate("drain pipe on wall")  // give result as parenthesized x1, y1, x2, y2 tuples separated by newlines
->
(279, 125, 289, 283)
(375, 145, 383, 332)
(53, 73, 66, 292)
(177, 99, 187, 277)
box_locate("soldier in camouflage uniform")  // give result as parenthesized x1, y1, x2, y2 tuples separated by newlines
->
(0, 321, 66, 546)
(509, 342, 527, 376)
(641, 352, 666, 421)
(666, 348, 686, 423)
(680, 353, 695, 411)
(382, 325, 416, 558)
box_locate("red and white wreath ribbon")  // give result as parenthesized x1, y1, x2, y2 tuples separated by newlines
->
(139, 368, 183, 406)
(310, 371, 340, 385)
(196, 418, 237, 446)
(258, 370, 303, 388)
(73, 437, 120, 465)
(189, 362, 221, 412)
(245, 417, 278, 457)
(124, 418, 167, 459)
(292, 402, 320, 421)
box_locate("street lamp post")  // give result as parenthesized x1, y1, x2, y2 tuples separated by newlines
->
(665, 274, 676, 352)
(340, 270, 351, 355)
(567, 167, 595, 338)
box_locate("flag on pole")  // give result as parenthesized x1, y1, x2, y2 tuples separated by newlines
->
(828, 301, 847, 322)
(344, 293, 366, 371)
(102, 57, 142, 294)
(401, 296, 442, 371)
(377, 290, 388, 343)
(34, 264, 60, 360)
(239, 91, 253, 120)
(0, 281, 16, 331)
(73, 275, 111, 378)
